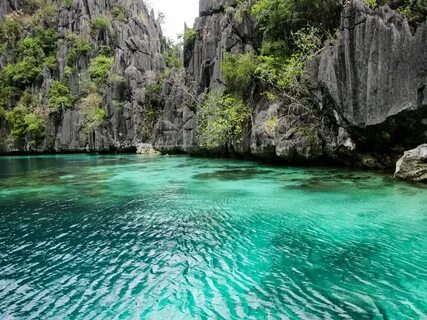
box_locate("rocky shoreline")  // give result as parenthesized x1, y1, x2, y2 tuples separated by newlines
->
(0, 0, 426, 182)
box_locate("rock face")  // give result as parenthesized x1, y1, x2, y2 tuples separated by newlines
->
(310, 0, 427, 163)
(154, 0, 257, 155)
(2, 0, 426, 171)
(395, 144, 427, 181)
(0, 0, 166, 153)
(136, 143, 160, 155)
(153, 0, 427, 169)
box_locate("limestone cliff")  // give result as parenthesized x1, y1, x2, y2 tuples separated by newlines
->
(0, 0, 166, 153)
(154, 0, 427, 169)
(1, 0, 426, 171)
(310, 0, 427, 167)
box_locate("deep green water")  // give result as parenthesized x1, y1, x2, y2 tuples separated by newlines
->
(0, 154, 426, 319)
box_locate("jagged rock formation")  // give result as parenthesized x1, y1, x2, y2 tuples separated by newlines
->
(154, 0, 257, 154)
(1, 0, 426, 173)
(154, 0, 427, 169)
(0, 0, 166, 153)
(395, 144, 427, 181)
(310, 0, 427, 166)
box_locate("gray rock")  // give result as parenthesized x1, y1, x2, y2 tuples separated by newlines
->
(310, 0, 427, 154)
(395, 144, 427, 182)
(0, 0, 166, 153)
(136, 143, 160, 155)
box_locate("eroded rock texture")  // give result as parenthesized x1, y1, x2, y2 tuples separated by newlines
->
(154, 0, 427, 169)
(153, 0, 257, 155)
(0, 0, 165, 153)
(395, 144, 427, 181)
(1, 0, 426, 171)
(310, 0, 427, 165)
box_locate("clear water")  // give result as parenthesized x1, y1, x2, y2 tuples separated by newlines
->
(0, 154, 426, 319)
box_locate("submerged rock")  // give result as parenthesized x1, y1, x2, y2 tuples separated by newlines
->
(395, 145, 427, 182)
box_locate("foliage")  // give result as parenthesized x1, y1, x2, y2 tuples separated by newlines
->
(400, 0, 427, 23)
(0, 84, 16, 110)
(79, 93, 107, 135)
(264, 116, 278, 136)
(222, 52, 258, 95)
(197, 90, 252, 149)
(24, 113, 46, 144)
(227, 0, 252, 24)
(17, 36, 45, 60)
(165, 44, 183, 69)
(89, 55, 114, 86)
(2, 57, 42, 87)
(111, 5, 129, 23)
(62, 0, 73, 8)
(32, 0, 58, 26)
(184, 28, 197, 47)
(108, 73, 125, 83)
(48, 81, 73, 111)
(66, 33, 92, 54)
(2, 29, 59, 87)
(141, 83, 163, 141)
(145, 83, 163, 106)
(252, 0, 342, 43)
(5, 92, 45, 144)
(65, 33, 92, 66)
(78, 78, 98, 96)
(297, 126, 318, 145)
(256, 27, 322, 90)
(6, 104, 30, 140)
(0, 13, 23, 44)
(64, 66, 73, 78)
(366, 0, 427, 23)
(91, 16, 110, 32)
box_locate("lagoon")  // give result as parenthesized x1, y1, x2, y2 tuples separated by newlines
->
(0, 155, 426, 319)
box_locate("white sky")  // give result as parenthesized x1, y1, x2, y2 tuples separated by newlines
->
(146, 0, 199, 41)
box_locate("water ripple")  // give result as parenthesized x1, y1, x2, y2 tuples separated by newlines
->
(0, 155, 426, 319)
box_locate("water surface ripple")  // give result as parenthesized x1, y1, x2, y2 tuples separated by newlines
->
(0, 155, 426, 319)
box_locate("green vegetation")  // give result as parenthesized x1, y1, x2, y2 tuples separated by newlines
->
(24, 113, 46, 144)
(0, 1, 121, 147)
(6, 104, 30, 140)
(165, 44, 183, 69)
(264, 116, 278, 136)
(111, 5, 129, 23)
(1, 28, 58, 88)
(65, 33, 92, 66)
(214, 0, 335, 148)
(365, 0, 427, 23)
(48, 81, 73, 111)
(79, 93, 107, 137)
(5, 92, 45, 145)
(62, 0, 73, 9)
(184, 28, 197, 47)
(0, 13, 23, 44)
(233, 0, 252, 24)
(141, 82, 164, 141)
(91, 16, 110, 32)
(89, 55, 114, 85)
(197, 90, 251, 149)
(32, 0, 58, 26)
(3, 57, 42, 87)
(222, 52, 258, 96)
(252, 0, 341, 43)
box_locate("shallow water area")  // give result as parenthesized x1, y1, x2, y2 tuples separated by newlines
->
(0, 154, 426, 319)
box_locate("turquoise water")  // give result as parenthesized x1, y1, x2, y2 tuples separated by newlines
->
(0, 155, 426, 319)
